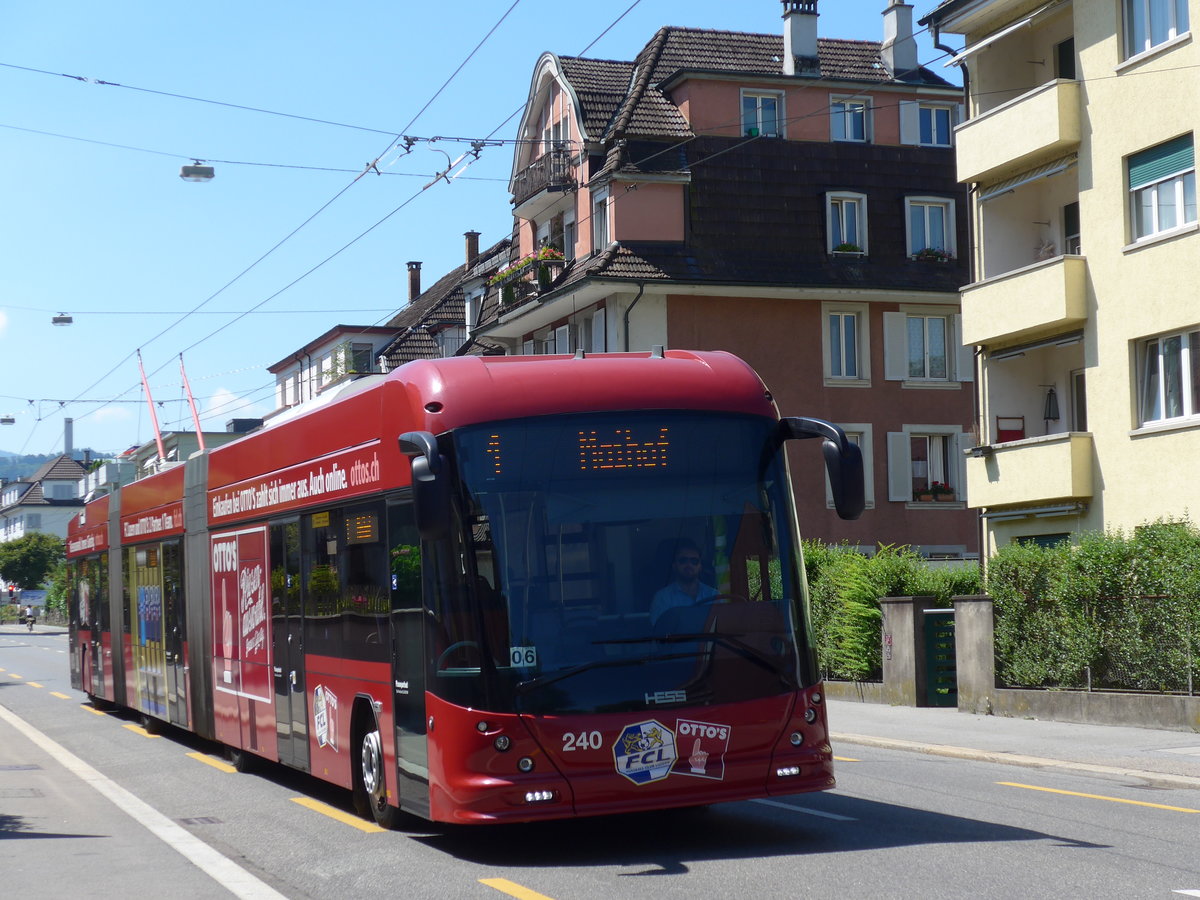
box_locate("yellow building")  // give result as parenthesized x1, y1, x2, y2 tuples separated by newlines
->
(923, 0, 1199, 552)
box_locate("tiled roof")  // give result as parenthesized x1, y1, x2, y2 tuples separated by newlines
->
(510, 137, 968, 300)
(381, 236, 511, 369)
(29, 454, 87, 482)
(558, 56, 633, 141)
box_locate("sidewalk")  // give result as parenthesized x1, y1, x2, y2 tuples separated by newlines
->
(828, 698, 1200, 790)
(0, 622, 68, 635)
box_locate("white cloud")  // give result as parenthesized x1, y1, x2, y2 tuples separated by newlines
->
(203, 388, 269, 428)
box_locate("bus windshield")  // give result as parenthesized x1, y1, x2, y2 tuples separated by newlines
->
(442, 411, 814, 716)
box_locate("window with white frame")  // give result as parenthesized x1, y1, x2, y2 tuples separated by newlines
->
(886, 427, 970, 503)
(522, 339, 535, 355)
(742, 91, 782, 138)
(563, 212, 577, 260)
(905, 197, 955, 256)
(883, 310, 972, 384)
(826, 192, 867, 253)
(822, 302, 870, 383)
(919, 104, 954, 147)
(1124, 0, 1189, 59)
(592, 189, 610, 251)
(826, 426, 874, 509)
(1139, 328, 1200, 425)
(831, 97, 868, 142)
(1128, 135, 1196, 241)
(907, 314, 949, 380)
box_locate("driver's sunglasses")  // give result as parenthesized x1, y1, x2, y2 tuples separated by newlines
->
(676, 556, 701, 565)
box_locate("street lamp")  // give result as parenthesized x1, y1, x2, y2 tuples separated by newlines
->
(52, 313, 73, 325)
(180, 160, 215, 182)
(0, 415, 14, 425)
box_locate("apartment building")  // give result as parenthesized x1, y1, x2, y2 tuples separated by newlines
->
(471, 1, 977, 554)
(923, 0, 1198, 551)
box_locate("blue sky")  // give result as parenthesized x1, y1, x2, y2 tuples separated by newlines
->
(0, 1, 960, 457)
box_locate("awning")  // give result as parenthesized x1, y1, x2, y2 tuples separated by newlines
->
(944, 0, 1070, 67)
(978, 154, 1078, 201)
(990, 330, 1084, 360)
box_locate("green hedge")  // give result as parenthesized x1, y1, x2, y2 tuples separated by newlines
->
(988, 521, 1200, 692)
(804, 542, 981, 681)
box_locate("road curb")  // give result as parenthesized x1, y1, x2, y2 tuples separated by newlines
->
(831, 731, 1200, 792)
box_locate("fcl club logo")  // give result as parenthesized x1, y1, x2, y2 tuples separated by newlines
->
(613, 720, 677, 785)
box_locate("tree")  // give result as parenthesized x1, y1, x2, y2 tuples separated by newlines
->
(0, 532, 65, 591)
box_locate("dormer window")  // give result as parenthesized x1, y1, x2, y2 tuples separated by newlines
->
(831, 97, 869, 142)
(742, 91, 783, 138)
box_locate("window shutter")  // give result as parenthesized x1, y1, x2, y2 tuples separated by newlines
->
(592, 308, 607, 352)
(899, 101, 919, 145)
(955, 432, 973, 502)
(1128, 135, 1194, 190)
(886, 431, 912, 501)
(883, 312, 908, 380)
(954, 315, 974, 382)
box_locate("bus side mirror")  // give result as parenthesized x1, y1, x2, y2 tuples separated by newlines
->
(778, 417, 866, 521)
(398, 431, 450, 540)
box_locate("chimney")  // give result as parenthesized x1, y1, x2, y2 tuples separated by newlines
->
(407, 261, 422, 301)
(64, 417, 74, 459)
(464, 231, 481, 266)
(782, 0, 820, 77)
(881, 0, 918, 77)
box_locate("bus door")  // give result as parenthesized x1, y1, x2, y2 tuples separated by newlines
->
(388, 502, 428, 817)
(162, 541, 188, 728)
(131, 545, 167, 719)
(84, 557, 106, 699)
(270, 521, 308, 771)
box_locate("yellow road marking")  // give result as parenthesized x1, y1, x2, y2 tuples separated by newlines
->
(26, 682, 43, 688)
(81, 703, 107, 716)
(290, 797, 386, 833)
(123, 723, 162, 739)
(187, 752, 237, 774)
(999, 782, 1200, 813)
(7, 673, 22, 680)
(834, 756, 860, 762)
(51, 692, 70, 699)
(480, 878, 556, 900)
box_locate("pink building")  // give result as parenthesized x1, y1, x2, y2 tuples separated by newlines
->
(472, 1, 978, 558)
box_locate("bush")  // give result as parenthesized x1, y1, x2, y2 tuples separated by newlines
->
(988, 520, 1200, 691)
(804, 542, 981, 681)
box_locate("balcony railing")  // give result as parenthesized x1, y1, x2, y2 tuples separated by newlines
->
(957, 79, 1081, 185)
(965, 432, 1093, 509)
(961, 255, 1087, 347)
(512, 147, 575, 208)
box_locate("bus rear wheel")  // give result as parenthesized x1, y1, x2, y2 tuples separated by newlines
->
(359, 726, 399, 829)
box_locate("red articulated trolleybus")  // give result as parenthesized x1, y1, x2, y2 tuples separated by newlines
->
(66, 350, 863, 826)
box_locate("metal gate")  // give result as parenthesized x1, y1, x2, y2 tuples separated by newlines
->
(923, 610, 957, 707)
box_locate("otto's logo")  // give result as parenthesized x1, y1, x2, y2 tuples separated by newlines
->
(674, 719, 732, 780)
(613, 720, 676, 785)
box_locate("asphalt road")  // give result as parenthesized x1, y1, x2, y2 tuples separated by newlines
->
(2, 630, 1199, 899)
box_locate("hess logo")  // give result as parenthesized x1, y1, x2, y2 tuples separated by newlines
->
(645, 689, 686, 705)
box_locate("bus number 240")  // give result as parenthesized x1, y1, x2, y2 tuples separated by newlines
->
(562, 730, 604, 752)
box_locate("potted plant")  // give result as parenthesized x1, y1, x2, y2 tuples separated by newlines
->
(832, 242, 864, 257)
(931, 481, 955, 501)
(914, 487, 934, 502)
(913, 247, 953, 262)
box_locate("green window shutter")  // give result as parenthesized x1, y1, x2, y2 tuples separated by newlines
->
(1129, 135, 1194, 190)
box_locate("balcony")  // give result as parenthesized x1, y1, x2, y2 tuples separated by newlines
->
(511, 147, 575, 216)
(966, 432, 1093, 508)
(957, 80, 1080, 185)
(961, 255, 1087, 347)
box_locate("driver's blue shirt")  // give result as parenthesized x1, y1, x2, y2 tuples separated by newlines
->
(650, 581, 718, 625)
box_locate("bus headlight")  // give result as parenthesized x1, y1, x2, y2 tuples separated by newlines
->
(518, 757, 535, 773)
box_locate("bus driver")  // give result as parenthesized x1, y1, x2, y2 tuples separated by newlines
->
(650, 538, 718, 625)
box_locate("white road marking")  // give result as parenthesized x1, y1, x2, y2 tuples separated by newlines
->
(751, 797, 857, 821)
(1173, 891, 1200, 897)
(0, 702, 287, 899)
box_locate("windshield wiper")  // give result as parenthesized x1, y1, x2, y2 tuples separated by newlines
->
(514, 652, 696, 694)
(653, 631, 797, 690)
